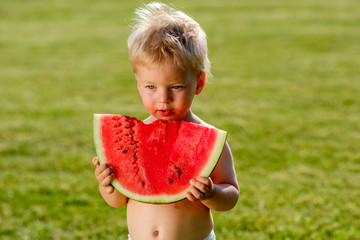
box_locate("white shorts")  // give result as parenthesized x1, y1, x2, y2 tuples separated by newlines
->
(203, 229, 216, 240)
(128, 229, 216, 240)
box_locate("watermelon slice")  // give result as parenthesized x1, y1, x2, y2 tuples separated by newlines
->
(93, 114, 227, 203)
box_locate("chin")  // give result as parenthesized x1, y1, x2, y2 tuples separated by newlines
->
(155, 115, 182, 121)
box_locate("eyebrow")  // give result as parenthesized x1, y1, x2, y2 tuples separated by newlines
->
(141, 79, 186, 85)
(140, 79, 156, 85)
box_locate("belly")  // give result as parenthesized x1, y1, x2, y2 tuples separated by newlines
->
(127, 199, 214, 240)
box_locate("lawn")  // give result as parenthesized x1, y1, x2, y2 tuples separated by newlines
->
(1, 0, 359, 239)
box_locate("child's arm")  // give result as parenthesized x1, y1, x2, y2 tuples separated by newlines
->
(186, 142, 239, 211)
(93, 157, 128, 208)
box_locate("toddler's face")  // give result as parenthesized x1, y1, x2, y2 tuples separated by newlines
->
(135, 63, 204, 121)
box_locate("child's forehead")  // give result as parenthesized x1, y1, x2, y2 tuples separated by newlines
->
(135, 63, 197, 83)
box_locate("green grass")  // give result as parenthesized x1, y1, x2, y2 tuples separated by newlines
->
(1, 0, 359, 239)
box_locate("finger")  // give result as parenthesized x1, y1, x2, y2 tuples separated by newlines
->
(197, 176, 213, 186)
(100, 173, 114, 187)
(95, 163, 110, 177)
(198, 177, 214, 196)
(189, 185, 205, 200)
(98, 167, 113, 183)
(186, 191, 198, 202)
(106, 185, 115, 194)
(190, 179, 209, 194)
(92, 157, 100, 166)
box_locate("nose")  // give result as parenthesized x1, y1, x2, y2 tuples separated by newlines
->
(159, 89, 172, 103)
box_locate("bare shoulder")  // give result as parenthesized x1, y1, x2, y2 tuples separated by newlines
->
(187, 114, 217, 129)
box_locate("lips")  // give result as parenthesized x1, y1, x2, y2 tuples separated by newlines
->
(158, 109, 174, 117)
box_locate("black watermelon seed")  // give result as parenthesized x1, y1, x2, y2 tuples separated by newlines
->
(169, 179, 173, 183)
(124, 115, 130, 118)
(123, 149, 128, 153)
(142, 182, 145, 186)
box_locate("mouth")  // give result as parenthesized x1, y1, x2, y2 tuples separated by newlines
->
(158, 109, 174, 117)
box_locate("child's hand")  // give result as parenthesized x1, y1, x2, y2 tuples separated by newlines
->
(186, 176, 215, 202)
(92, 157, 115, 194)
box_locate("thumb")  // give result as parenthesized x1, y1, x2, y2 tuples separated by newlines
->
(92, 157, 100, 166)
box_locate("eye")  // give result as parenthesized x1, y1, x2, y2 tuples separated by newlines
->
(146, 85, 155, 89)
(171, 85, 183, 90)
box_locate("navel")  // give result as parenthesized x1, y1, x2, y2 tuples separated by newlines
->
(153, 230, 159, 237)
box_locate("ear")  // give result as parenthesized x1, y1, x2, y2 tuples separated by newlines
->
(195, 72, 206, 95)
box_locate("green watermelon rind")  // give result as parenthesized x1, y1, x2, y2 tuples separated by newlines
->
(198, 128, 228, 181)
(93, 114, 106, 168)
(93, 114, 227, 204)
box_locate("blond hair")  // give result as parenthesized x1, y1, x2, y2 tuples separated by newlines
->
(128, 2, 211, 76)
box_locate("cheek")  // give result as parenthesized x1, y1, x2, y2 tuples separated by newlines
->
(178, 91, 195, 106)
(139, 89, 151, 100)
(141, 95, 152, 105)
(142, 94, 158, 112)
(138, 91, 150, 105)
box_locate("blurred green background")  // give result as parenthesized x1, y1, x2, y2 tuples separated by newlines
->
(1, 0, 359, 239)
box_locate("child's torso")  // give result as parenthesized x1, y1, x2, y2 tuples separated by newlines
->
(127, 199, 214, 240)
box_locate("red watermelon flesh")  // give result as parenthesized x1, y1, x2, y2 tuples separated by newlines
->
(93, 114, 227, 203)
